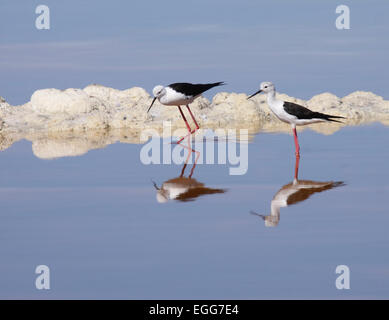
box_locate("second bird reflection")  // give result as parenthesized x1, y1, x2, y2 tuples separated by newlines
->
(153, 139, 227, 203)
(251, 156, 344, 227)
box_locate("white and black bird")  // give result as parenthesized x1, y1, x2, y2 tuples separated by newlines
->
(152, 142, 226, 203)
(250, 156, 344, 227)
(153, 176, 226, 203)
(248, 82, 344, 156)
(148, 82, 225, 143)
(250, 179, 344, 227)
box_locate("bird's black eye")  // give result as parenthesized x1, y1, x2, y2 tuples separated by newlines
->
(264, 86, 268, 88)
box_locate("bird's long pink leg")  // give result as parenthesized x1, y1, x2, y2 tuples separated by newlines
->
(189, 149, 200, 178)
(175, 132, 192, 144)
(293, 127, 300, 157)
(294, 154, 300, 180)
(180, 162, 188, 177)
(178, 106, 192, 132)
(175, 106, 192, 144)
(179, 137, 192, 176)
(186, 105, 200, 133)
(176, 136, 200, 178)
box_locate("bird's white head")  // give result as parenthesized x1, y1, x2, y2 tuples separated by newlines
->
(152, 85, 165, 98)
(260, 81, 275, 93)
(147, 85, 166, 113)
(247, 81, 275, 99)
(156, 189, 169, 203)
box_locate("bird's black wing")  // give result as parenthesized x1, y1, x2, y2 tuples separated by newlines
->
(287, 181, 345, 206)
(175, 187, 226, 202)
(283, 101, 345, 123)
(169, 82, 225, 97)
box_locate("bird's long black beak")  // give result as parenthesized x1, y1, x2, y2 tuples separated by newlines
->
(247, 89, 262, 99)
(151, 180, 160, 190)
(249, 210, 266, 220)
(147, 97, 157, 113)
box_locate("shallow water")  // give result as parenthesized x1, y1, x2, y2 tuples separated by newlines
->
(0, 123, 388, 299)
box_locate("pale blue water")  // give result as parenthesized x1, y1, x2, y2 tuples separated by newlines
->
(0, 123, 388, 299)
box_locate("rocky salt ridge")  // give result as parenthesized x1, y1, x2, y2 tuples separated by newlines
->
(0, 84, 388, 159)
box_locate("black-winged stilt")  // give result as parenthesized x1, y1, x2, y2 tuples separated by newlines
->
(152, 139, 226, 203)
(250, 156, 344, 227)
(148, 82, 225, 143)
(248, 82, 344, 157)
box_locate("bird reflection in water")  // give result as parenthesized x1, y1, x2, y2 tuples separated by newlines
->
(152, 138, 227, 203)
(250, 156, 344, 227)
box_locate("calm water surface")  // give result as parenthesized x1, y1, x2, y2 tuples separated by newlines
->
(0, 123, 388, 299)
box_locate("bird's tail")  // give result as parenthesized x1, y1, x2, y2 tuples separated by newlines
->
(208, 82, 226, 88)
(192, 82, 226, 95)
(314, 112, 346, 124)
(326, 115, 346, 123)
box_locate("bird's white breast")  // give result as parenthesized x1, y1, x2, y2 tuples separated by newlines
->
(160, 87, 195, 106)
(267, 96, 326, 126)
(267, 98, 295, 124)
(161, 182, 190, 200)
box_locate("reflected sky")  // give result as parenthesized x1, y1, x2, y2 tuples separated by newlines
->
(0, 123, 388, 299)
